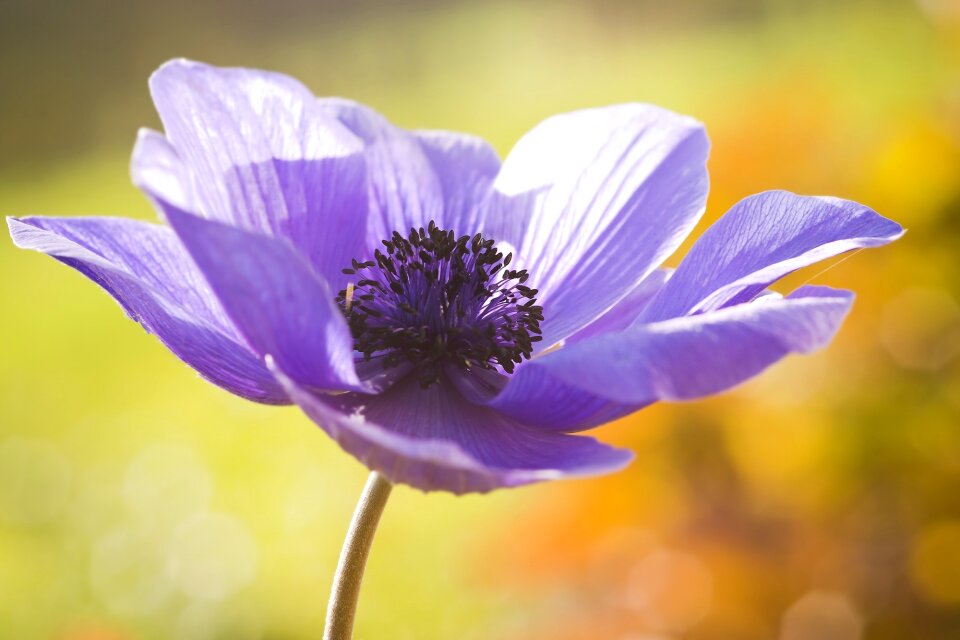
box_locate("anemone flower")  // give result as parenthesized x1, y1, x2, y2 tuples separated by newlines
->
(8, 60, 902, 638)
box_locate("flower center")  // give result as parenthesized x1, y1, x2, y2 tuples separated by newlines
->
(337, 221, 543, 388)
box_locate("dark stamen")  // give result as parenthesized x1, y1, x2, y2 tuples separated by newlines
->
(336, 222, 543, 389)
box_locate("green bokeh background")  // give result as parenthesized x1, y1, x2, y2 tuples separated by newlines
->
(2, 1, 959, 638)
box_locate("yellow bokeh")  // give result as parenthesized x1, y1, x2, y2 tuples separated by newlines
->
(911, 521, 960, 606)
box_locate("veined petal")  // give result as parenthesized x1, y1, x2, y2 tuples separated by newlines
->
(161, 203, 365, 394)
(8, 216, 286, 403)
(568, 268, 672, 344)
(270, 361, 633, 494)
(486, 286, 854, 432)
(130, 128, 193, 211)
(318, 99, 501, 251)
(488, 104, 710, 349)
(148, 59, 368, 289)
(641, 191, 905, 322)
(413, 129, 502, 235)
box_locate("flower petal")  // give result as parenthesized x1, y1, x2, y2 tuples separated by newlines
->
(8, 216, 286, 403)
(269, 361, 633, 494)
(318, 99, 501, 250)
(488, 104, 710, 348)
(567, 268, 672, 344)
(641, 191, 905, 322)
(130, 128, 193, 211)
(160, 203, 365, 393)
(413, 129, 502, 235)
(147, 59, 368, 289)
(486, 286, 854, 431)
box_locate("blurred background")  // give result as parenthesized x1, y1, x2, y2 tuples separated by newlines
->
(1, 0, 959, 638)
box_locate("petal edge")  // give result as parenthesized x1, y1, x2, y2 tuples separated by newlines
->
(270, 359, 633, 494)
(487, 286, 855, 431)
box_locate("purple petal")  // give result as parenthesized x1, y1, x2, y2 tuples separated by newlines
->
(269, 361, 633, 494)
(488, 104, 710, 349)
(147, 59, 368, 289)
(641, 191, 905, 322)
(568, 268, 672, 344)
(160, 203, 365, 393)
(318, 99, 501, 250)
(130, 128, 193, 211)
(413, 129, 502, 235)
(8, 216, 286, 403)
(486, 286, 854, 432)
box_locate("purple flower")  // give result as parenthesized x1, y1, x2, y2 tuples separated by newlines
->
(8, 60, 903, 494)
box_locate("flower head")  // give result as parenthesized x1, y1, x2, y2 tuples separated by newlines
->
(8, 60, 903, 493)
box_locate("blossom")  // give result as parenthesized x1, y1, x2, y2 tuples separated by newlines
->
(8, 60, 903, 493)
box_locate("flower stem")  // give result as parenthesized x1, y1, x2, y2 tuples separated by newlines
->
(324, 471, 393, 640)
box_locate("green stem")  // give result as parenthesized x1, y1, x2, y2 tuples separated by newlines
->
(324, 471, 393, 640)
